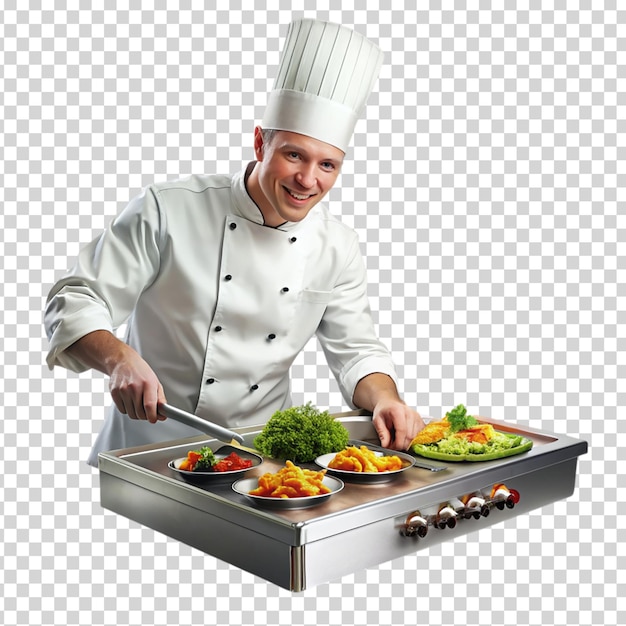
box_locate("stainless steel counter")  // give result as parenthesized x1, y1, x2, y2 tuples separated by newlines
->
(98, 412, 587, 591)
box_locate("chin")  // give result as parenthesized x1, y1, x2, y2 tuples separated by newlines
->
(277, 211, 307, 224)
(274, 202, 316, 223)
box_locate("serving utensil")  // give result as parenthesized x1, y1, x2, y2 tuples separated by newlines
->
(158, 403, 245, 444)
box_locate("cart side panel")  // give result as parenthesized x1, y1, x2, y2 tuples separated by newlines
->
(302, 457, 580, 589)
(99, 472, 294, 589)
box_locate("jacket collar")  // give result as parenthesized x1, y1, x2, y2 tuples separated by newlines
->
(231, 162, 308, 232)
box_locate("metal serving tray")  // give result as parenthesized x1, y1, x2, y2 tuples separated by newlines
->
(98, 412, 587, 591)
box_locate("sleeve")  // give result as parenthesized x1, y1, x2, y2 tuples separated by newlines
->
(315, 235, 399, 408)
(44, 187, 164, 372)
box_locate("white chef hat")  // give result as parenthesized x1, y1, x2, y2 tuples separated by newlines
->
(261, 19, 384, 153)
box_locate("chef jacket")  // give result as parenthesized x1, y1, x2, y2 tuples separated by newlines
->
(44, 164, 398, 466)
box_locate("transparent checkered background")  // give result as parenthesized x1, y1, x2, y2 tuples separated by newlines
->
(1, 2, 623, 625)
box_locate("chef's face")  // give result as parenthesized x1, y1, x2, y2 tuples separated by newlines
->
(248, 127, 344, 227)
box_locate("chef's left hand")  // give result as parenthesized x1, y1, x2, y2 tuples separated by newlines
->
(353, 373, 426, 450)
(372, 400, 425, 451)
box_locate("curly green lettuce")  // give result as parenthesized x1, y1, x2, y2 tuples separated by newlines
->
(253, 403, 350, 463)
(445, 404, 478, 432)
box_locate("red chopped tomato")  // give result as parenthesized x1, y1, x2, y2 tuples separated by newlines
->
(212, 451, 253, 472)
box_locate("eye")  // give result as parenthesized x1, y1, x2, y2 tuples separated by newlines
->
(287, 151, 301, 160)
(320, 161, 335, 171)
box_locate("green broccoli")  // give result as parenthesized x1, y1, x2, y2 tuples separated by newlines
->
(253, 402, 350, 463)
(445, 404, 478, 433)
(193, 446, 217, 471)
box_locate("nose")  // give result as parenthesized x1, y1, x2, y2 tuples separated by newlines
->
(295, 164, 316, 189)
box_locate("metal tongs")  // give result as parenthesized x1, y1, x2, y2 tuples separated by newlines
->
(158, 403, 244, 444)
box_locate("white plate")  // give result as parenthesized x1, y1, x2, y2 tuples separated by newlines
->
(232, 475, 344, 510)
(169, 445, 263, 483)
(315, 443, 416, 483)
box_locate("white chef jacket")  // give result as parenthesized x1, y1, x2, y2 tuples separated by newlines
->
(45, 164, 398, 466)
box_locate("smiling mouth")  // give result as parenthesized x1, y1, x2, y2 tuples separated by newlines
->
(284, 187, 314, 201)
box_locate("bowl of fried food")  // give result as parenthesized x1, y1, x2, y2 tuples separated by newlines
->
(315, 443, 416, 483)
(232, 460, 344, 510)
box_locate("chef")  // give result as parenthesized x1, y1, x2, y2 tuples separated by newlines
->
(44, 19, 425, 466)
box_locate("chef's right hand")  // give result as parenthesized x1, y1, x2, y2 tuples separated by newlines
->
(65, 330, 167, 424)
(108, 350, 167, 423)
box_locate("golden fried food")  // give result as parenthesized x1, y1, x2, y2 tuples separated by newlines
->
(410, 419, 496, 447)
(328, 445, 404, 473)
(454, 423, 495, 444)
(249, 460, 331, 498)
(410, 420, 451, 445)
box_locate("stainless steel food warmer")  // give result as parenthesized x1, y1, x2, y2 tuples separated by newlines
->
(98, 412, 587, 591)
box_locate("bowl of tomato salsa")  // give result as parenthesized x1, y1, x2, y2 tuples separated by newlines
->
(169, 445, 263, 483)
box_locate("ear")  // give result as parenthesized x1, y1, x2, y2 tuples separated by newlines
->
(253, 126, 265, 161)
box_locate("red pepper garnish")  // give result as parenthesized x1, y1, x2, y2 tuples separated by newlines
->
(179, 450, 202, 471)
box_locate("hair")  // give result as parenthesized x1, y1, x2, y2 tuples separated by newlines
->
(260, 128, 278, 149)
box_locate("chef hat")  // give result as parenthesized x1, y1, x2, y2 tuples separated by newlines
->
(261, 19, 384, 153)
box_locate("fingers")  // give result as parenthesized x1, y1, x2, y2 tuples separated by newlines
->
(392, 418, 410, 450)
(387, 424, 408, 450)
(373, 412, 405, 449)
(110, 381, 151, 421)
(374, 420, 392, 448)
(155, 384, 168, 421)
(398, 410, 426, 450)
(110, 387, 128, 417)
(143, 383, 167, 423)
(139, 383, 166, 424)
(373, 407, 425, 451)
(108, 358, 165, 423)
